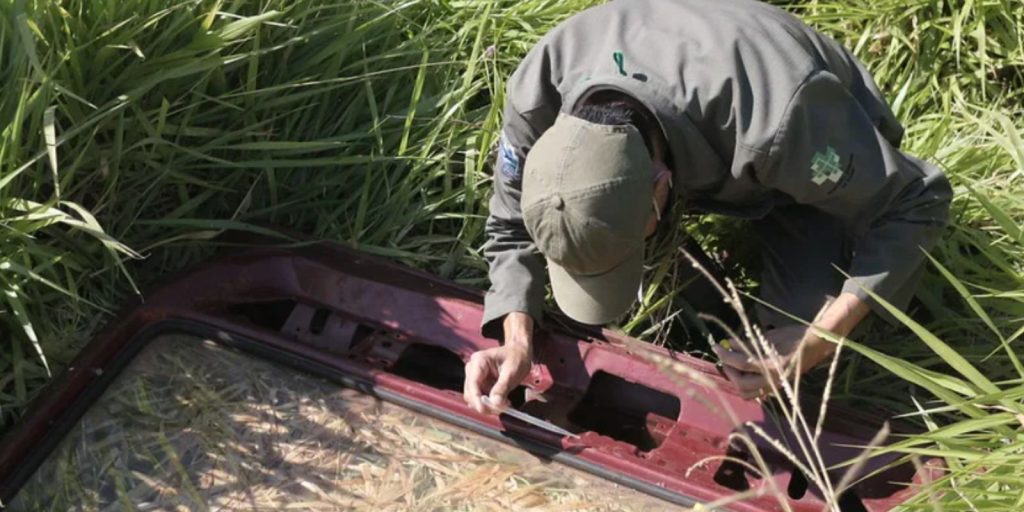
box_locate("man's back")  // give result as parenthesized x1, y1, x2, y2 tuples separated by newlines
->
(503, 0, 903, 199)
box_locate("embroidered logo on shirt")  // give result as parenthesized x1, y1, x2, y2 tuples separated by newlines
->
(613, 52, 627, 76)
(810, 146, 844, 185)
(612, 51, 648, 82)
(499, 134, 521, 180)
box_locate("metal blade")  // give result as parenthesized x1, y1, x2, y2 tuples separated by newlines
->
(481, 396, 580, 439)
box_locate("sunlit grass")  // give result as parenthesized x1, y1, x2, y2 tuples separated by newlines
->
(2, 0, 1023, 508)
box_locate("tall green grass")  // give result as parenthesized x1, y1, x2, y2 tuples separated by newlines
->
(2, 0, 1023, 508)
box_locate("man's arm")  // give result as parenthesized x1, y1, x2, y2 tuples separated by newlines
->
(465, 133, 546, 415)
(715, 292, 871, 399)
(466, 37, 563, 413)
(759, 70, 953, 317)
(480, 36, 562, 339)
(466, 128, 546, 414)
(799, 292, 872, 367)
(718, 70, 952, 398)
(479, 133, 546, 339)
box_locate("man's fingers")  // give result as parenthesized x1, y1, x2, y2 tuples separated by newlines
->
(722, 366, 770, 400)
(713, 344, 761, 373)
(463, 354, 488, 414)
(487, 360, 518, 411)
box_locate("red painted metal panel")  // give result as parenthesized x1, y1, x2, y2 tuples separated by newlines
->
(0, 243, 939, 510)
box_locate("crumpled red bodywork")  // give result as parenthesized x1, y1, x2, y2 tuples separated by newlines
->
(0, 242, 939, 510)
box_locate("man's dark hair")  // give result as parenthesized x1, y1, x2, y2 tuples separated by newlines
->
(573, 102, 637, 126)
(572, 91, 662, 156)
(572, 91, 675, 232)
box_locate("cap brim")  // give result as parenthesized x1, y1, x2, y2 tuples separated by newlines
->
(548, 247, 643, 326)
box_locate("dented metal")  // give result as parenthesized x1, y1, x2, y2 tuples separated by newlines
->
(0, 241, 939, 510)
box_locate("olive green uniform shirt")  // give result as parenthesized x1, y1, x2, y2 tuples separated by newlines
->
(482, 0, 952, 338)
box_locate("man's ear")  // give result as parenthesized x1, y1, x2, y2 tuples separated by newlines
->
(654, 165, 673, 190)
(644, 168, 672, 238)
(653, 167, 673, 212)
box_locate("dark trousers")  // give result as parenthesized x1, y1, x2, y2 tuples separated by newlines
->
(681, 205, 919, 331)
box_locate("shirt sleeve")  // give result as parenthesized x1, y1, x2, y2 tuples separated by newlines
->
(759, 70, 953, 316)
(480, 47, 561, 340)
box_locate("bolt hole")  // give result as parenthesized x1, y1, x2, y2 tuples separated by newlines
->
(788, 468, 808, 499)
(838, 489, 867, 512)
(713, 447, 750, 492)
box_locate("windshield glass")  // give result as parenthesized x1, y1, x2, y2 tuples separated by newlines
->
(9, 334, 666, 510)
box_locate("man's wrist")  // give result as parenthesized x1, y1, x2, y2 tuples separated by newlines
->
(801, 332, 837, 370)
(813, 293, 871, 338)
(801, 293, 871, 370)
(503, 311, 534, 352)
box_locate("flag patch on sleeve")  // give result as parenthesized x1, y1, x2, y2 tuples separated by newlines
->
(498, 134, 521, 180)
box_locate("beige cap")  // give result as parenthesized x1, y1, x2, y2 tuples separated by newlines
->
(521, 113, 654, 325)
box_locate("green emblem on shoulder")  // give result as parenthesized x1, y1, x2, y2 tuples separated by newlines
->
(810, 146, 843, 185)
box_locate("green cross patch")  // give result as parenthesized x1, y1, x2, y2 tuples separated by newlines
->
(810, 146, 844, 185)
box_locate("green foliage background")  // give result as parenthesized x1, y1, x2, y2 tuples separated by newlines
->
(2, 0, 1023, 507)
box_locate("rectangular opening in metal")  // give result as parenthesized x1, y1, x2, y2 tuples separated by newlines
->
(390, 343, 465, 393)
(228, 300, 297, 331)
(567, 371, 680, 452)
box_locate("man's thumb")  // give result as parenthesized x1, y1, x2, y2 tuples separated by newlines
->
(488, 365, 515, 409)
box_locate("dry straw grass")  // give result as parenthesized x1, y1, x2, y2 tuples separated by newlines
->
(4, 0, 1023, 508)
(10, 335, 670, 511)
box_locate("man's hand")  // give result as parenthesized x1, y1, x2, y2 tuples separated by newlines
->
(715, 293, 871, 400)
(713, 325, 828, 400)
(464, 312, 534, 414)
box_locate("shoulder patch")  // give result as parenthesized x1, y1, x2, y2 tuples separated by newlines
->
(810, 146, 844, 186)
(498, 134, 521, 181)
